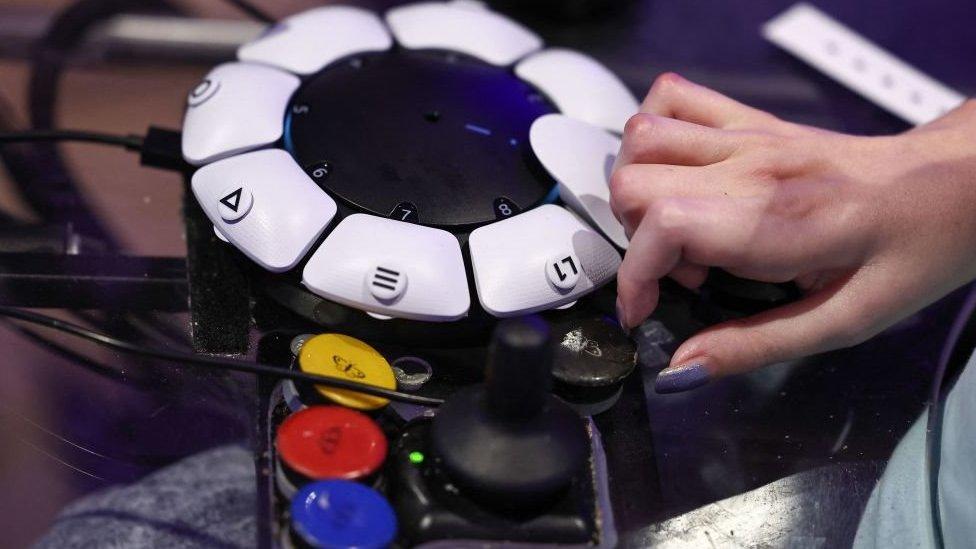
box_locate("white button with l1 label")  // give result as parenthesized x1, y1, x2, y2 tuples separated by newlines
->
(547, 253, 581, 291)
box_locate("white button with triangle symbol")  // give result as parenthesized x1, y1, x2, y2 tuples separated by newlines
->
(191, 149, 337, 272)
(217, 183, 253, 222)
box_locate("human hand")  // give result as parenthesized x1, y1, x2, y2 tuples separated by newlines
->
(610, 73, 976, 393)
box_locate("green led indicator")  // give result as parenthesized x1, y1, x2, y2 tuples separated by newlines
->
(408, 451, 425, 465)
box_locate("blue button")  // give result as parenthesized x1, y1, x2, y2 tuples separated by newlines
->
(291, 480, 397, 549)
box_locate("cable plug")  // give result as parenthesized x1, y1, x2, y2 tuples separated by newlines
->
(139, 126, 191, 172)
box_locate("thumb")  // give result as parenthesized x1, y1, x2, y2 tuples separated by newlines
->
(654, 269, 885, 393)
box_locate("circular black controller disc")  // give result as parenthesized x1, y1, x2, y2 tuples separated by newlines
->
(286, 50, 557, 228)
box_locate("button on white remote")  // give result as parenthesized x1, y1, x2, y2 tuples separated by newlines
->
(368, 264, 408, 302)
(216, 183, 253, 223)
(238, 6, 393, 75)
(302, 214, 470, 322)
(192, 149, 336, 272)
(516, 49, 638, 133)
(181, 63, 300, 166)
(386, 1, 542, 66)
(469, 204, 621, 317)
(530, 114, 628, 249)
(546, 253, 582, 291)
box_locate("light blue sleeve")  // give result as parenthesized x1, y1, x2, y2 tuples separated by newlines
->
(855, 350, 976, 548)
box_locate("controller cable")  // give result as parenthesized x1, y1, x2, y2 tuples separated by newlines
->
(0, 127, 188, 172)
(0, 129, 143, 149)
(0, 306, 444, 407)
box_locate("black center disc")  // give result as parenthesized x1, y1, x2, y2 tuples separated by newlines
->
(286, 50, 557, 228)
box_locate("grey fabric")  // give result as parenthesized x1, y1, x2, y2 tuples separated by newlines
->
(852, 410, 934, 548)
(855, 351, 976, 549)
(937, 353, 976, 548)
(33, 445, 256, 549)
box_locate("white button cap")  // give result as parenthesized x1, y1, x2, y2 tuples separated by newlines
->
(530, 114, 628, 249)
(181, 62, 299, 166)
(238, 6, 393, 75)
(469, 204, 621, 317)
(546, 253, 581, 290)
(303, 214, 470, 322)
(216, 183, 254, 223)
(368, 264, 408, 301)
(386, 1, 542, 66)
(515, 49, 638, 133)
(191, 149, 336, 272)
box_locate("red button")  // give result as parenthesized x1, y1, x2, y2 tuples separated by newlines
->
(276, 406, 387, 481)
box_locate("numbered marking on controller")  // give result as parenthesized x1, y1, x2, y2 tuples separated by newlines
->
(493, 197, 521, 219)
(217, 184, 253, 222)
(547, 253, 580, 291)
(390, 202, 419, 223)
(305, 161, 332, 181)
(368, 265, 407, 301)
(187, 78, 220, 107)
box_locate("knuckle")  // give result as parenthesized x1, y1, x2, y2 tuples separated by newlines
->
(646, 199, 688, 241)
(650, 72, 685, 96)
(623, 112, 661, 141)
(608, 164, 641, 202)
(609, 166, 653, 227)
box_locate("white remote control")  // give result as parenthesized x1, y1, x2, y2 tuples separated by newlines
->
(763, 3, 966, 125)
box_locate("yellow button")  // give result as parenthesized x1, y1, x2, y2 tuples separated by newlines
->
(298, 334, 395, 410)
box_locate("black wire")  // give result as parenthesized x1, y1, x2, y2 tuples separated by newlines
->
(0, 129, 143, 150)
(221, 0, 276, 23)
(0, 306, 444, 407)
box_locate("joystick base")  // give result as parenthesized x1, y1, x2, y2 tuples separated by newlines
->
(389, 419, 599, 545)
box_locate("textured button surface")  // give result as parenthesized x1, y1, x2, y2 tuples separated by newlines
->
(386, 1, 542, 66)
(276, 406, 387, 481)
(303, 214, 470, 322)
(298, 333, 396, 410)
(290, 480, 397, 549)
(191, 149, 336, 272)
(238, 6, 392, 75)
(469, 204, 621, 317)
(530, 114, 628, 249)
(181, 62, 299, 166)
(516, 48, 637, 133)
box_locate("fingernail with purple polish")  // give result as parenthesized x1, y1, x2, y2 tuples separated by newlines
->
(655, 363, 711, 394)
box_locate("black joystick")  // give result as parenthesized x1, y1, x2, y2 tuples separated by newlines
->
(430, 316, 589, 512)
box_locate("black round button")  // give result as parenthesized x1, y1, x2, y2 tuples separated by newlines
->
(286, 50, 556, 229)
(550, 315, 637, 387)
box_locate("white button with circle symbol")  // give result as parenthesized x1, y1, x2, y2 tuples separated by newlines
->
(368, 264, 407, 301)
(187, 77, 221, 107)
(217, 183, 253, 223)
(546, 252, 581, 291)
